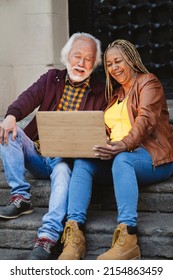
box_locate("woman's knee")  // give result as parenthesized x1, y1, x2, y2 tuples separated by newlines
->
(73, 158, 97, 175)
(74, 159, 91, 169)
(113, 152, 130, 165)
(112, 152, 131, 173)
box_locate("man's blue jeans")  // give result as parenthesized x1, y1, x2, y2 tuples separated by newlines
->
(67, 148, 173, 227)
(0, 127, 72, 242)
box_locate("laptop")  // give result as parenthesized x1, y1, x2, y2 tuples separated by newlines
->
(36, 111, 107, 158)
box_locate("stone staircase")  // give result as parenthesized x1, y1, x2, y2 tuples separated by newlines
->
(0, 158, 173, 260)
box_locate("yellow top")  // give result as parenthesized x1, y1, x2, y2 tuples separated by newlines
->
(104, 98, 132, 141)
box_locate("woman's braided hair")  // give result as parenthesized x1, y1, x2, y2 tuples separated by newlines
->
(103, 39, 149, 102)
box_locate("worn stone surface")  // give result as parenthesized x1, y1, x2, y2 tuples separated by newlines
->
(0, 210, 173, 259)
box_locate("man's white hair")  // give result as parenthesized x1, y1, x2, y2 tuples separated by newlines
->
(60, 32, 102, 69)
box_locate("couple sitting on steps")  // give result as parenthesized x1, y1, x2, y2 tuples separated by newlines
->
(0, 32, 173, 260)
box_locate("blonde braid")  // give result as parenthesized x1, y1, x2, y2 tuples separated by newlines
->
(104, 39, 149, 102)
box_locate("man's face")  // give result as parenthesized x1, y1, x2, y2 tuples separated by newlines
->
(67, 38, 96, 83)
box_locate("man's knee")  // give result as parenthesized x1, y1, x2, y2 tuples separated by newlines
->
(53, 161, 72, 176)
(3, 126, 22, 144)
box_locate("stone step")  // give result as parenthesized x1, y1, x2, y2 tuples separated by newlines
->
(93, 176, 173, 212)
(0, 209, 173, 260)
(1, 158, 173, 260)
(1, 169, 173, 212)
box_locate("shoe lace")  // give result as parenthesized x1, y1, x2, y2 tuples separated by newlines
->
(112, 227, 125, 247)
(34, 238, 56, 253)
(9, 195, 25, 207)
(61, 223, 80, 245)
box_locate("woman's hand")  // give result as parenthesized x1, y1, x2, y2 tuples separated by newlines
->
(93, 140, 127, 160)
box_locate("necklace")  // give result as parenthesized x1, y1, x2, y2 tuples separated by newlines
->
(118, 72, 137, 103)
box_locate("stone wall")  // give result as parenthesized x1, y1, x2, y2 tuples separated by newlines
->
(0, 0, 69, 116)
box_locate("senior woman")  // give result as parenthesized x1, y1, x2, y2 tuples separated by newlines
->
(58, 39, 173, 260)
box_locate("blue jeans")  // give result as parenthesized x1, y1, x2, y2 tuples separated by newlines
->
(0, 127, 72, 242)
(67, 148, 173, 227)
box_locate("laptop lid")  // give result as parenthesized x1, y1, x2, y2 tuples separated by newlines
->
(36, 111, 107, 158)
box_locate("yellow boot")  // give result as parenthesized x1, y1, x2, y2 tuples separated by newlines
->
(58, 220, 86, 260)
(97, 223, 141, 260)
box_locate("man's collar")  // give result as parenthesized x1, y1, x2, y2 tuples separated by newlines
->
(65, 74, 90, 88)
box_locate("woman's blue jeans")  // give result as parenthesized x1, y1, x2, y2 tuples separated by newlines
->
(0, 126, 72, 242)
(67, 147, 173, 227)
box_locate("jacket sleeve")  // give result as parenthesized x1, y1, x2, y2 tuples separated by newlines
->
(122, 73, 165, 151)
(5, 71, 49, 121)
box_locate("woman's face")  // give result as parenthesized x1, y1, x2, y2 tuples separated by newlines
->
(106, 46, 135, 86)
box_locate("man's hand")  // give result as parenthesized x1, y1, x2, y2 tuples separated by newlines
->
(0, 115, 17, 144)
(93, 140, 127, 160)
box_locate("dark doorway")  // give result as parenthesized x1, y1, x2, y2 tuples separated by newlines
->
(68, 0, 173, 98)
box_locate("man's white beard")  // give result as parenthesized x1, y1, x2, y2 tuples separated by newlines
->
(66, 63, 93, 83)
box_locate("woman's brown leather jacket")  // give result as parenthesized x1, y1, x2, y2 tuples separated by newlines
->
(105, 73, 173, 166)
